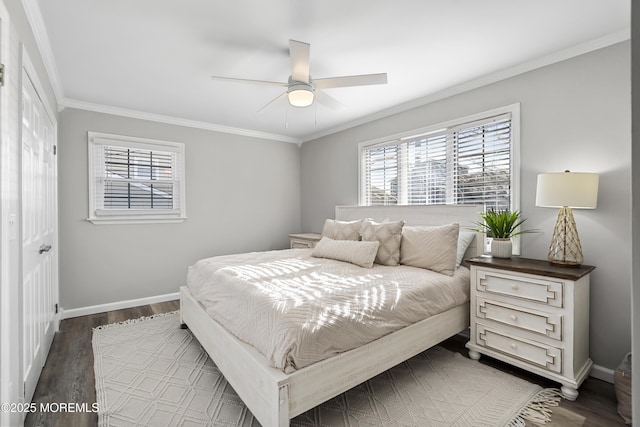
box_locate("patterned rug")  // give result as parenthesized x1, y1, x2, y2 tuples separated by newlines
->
(93, 312, 560, 426)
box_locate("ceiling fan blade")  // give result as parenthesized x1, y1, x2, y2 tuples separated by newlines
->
(289, 39, 310, 83)
(211, 76, 288, 87)
(315, 90, 346, 110)
(257, 92, 287, 113)
(313, 73, 388, 89)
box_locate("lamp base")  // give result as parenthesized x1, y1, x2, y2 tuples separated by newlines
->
(549, 260, 582, 268)
(548, 206, 584, 267)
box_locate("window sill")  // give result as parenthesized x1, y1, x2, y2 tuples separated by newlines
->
(87, 216, 187, 225)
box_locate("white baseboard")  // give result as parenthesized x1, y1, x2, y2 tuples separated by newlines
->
(590, 364, 615, 384)
(60, 292, 180, 320)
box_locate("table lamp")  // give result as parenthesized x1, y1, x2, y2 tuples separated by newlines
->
(535, 170, 599, 266)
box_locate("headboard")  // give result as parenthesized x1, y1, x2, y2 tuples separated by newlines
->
(334, 205, 486, 261)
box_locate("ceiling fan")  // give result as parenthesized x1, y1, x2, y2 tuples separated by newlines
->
(211, 39, 388, 111)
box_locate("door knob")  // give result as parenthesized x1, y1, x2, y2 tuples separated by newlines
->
(38, 244, 52, 254)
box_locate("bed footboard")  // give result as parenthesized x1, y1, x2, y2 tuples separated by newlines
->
(180, 286, 290, 427)
(181, 285, 469, 426)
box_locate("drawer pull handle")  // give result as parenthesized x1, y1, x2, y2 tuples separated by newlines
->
(510, 314, 518, 322)
(510, 343, 518, 350)
(511, 284, 518, 290)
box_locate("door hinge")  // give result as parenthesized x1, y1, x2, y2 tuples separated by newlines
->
(0, 64, 5, 87)
(55, 303, 59, 314)
(53, 145, 57, 155)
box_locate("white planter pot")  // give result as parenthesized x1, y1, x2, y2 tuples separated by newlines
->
(491, 238, 512, 258)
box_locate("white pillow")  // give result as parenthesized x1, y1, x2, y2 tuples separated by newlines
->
(312, 237, 379, 268)
(400, 223, 460, 276)
(456, 231, 476, 268)
(321, 219, 363, 241)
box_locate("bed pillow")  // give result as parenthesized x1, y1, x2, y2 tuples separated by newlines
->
(456, 231, 476, 268)
(321, 219, 363, 241)
(361, 220, 405, 266)
(400, 223, 460, 276)
(312, 237, 379, 268)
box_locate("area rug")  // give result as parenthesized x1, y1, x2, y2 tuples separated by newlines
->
(93, 312, 560, 426)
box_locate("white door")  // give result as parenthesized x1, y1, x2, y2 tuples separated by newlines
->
(21, 68, 57, 404)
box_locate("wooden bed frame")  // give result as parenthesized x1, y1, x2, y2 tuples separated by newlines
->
(180, 205, 484, 427)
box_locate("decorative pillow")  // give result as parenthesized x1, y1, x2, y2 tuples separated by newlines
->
(361, 220, 405, 266)
(312, 237, 379, 268)
(400, 223, 460, 276)
(456, 231, 476, 268)
(321, 219, 362, 241)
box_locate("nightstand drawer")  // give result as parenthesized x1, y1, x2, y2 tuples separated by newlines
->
(291, 239, 315, 249)
(289, 233, 322, 249)
(476, 325, 562, 373)
(476, 298, 562, 340)
(476, 269, 564, 308)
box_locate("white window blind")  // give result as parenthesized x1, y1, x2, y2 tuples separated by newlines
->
(361, 109, 515, 211)
(364, 143, 399, 205)
(88, 132, 186, 224)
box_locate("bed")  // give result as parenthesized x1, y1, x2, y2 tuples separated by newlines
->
(180, 205, 484, 427)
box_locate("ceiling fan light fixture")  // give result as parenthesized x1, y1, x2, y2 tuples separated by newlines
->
(287, 84, 314, 107)
(211, 40, 387, 112)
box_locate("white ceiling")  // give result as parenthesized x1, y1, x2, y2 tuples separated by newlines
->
(35, 0, 629, 143)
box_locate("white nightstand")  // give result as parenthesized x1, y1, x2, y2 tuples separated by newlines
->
(465, 256, 595, 400)
(288, 233, 322, 249)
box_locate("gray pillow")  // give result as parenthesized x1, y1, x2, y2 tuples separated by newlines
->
(456, 231, 476, 268)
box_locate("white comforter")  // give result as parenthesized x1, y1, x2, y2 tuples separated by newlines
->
(187, 248, 469, 373)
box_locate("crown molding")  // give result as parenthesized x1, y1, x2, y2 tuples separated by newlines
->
(21, 0, 65, 103)
(300, 28, 631, 143)
(59, 98, 301, 144)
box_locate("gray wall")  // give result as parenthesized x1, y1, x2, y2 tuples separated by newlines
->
(300, 42, 631, 371)
(58, 108, 301, 309)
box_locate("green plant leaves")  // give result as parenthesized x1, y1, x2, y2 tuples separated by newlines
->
(472, 209, 536, 238)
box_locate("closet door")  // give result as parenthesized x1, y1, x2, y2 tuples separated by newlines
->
(21, 68, 57, 404)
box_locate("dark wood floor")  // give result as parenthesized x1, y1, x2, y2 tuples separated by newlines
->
(24, 301, 180, 427)
(25, 301, 625, 427)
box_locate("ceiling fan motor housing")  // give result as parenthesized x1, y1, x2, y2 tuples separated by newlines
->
(287, 81, 315, 107)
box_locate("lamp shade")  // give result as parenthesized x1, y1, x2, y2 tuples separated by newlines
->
(287, 84, 314, 107)
(535, 171, 599, 209)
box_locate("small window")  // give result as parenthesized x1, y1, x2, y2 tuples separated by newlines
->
(88, 132, 186, 224)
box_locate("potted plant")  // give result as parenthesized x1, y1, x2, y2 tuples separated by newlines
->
(473, 209, 534, 258)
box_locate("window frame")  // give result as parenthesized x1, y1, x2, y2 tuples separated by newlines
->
(358, 103, 521, 252)
(87, 132, 187, 225)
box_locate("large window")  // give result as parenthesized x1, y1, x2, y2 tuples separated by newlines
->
(88, 132, 186, 224)
(360, 105, 519, 212)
